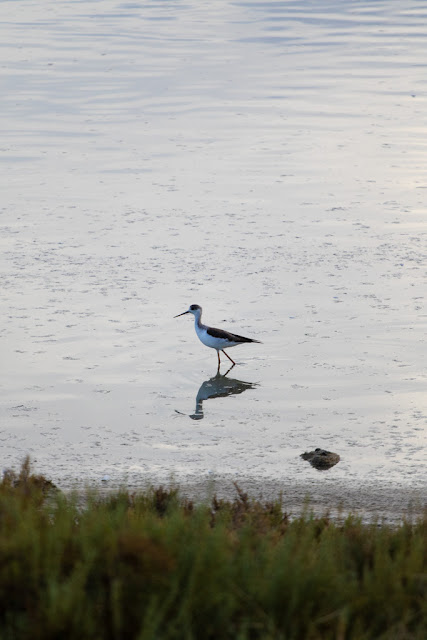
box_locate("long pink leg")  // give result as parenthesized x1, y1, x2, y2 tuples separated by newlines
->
(221, 350, 236, 365)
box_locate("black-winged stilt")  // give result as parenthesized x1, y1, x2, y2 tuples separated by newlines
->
(174, 304, 261, 369)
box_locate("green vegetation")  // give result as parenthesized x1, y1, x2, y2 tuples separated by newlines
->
(0, 459, 425, 639)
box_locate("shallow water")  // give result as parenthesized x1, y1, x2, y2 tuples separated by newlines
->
(1, 0, 426, 506)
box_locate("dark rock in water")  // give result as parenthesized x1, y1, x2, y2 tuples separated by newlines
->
(301, 448, 340, 470)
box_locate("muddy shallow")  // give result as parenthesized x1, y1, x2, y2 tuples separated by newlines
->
(1, 0, 426, 516)
(88, 473, 426, 524)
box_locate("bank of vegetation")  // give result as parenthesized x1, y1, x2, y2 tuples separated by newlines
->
(0, 459, 425, 639)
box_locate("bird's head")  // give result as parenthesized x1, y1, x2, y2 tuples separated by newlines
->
(174, 304, 202, 318)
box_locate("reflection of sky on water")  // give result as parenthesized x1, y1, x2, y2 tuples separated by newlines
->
(0, 0, 425, 494)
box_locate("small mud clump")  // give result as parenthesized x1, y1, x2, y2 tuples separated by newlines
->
(301, 448, 340, 470)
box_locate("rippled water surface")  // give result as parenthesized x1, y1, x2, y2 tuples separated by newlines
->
(1, 0, 426, 506)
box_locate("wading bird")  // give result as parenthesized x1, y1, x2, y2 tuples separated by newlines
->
(174, 304, 261, 369)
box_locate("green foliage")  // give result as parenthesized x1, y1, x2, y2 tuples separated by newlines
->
(0, 459, 425, 639)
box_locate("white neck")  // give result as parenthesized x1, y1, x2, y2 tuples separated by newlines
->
(193, 308, 203, 329)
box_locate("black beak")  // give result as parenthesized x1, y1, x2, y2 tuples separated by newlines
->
(174, 310, 190, 318)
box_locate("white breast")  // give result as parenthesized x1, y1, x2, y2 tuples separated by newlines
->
(195, 325, 236, 350)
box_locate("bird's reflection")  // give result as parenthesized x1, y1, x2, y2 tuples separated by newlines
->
(189, 365, 259, 420)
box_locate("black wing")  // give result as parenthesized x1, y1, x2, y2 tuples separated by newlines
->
(206, 326, 261, 344)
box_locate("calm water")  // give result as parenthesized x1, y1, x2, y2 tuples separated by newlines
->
(1, 0, 426, 503)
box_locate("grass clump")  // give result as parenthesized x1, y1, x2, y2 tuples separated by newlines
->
(0, 458, 425, 639)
